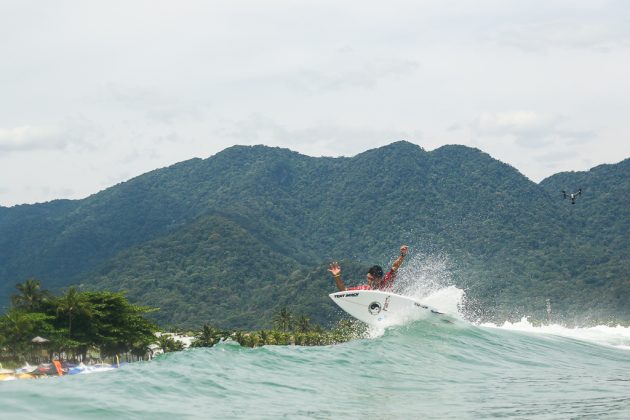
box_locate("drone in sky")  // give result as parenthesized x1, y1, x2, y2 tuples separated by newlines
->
(562, 188, 582, 204)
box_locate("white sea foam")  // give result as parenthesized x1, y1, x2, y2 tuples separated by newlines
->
(481, 317, 630, 351)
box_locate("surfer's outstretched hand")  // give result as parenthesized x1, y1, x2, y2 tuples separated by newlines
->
(328, 262, 341, 277)
(391, 245, 409, 273)
(329, 262, 347, 291)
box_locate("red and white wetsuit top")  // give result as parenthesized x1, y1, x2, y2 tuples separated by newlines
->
(347, 269, 396, 291)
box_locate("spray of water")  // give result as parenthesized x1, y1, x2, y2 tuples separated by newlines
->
(390, 252, 465, 319)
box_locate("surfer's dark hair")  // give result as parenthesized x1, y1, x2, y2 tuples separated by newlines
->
(368, 265, 384, 278)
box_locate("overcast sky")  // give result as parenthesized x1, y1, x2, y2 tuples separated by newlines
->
(1, 0, 629, 206)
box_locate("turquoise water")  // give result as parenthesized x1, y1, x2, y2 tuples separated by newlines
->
(2, 317, 630, 419)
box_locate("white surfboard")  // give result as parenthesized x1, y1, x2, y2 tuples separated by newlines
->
(329, 289, 447, 327)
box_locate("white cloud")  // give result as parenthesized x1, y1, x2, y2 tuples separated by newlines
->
(494, 21, 630, 53)
(0, 0, 629, 204)
(469, 112, 598, 151)
(473, 112, 562, 147)
(475, 111, 560, 134)
(285, 57, 420, 94)
(102, 82, 208, 124)
(0, 118, 104, 155)
(0, 126, 66, 152)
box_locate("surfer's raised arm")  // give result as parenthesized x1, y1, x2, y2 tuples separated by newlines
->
(328, 261, 347, 291)
(391, 245, 409, 272)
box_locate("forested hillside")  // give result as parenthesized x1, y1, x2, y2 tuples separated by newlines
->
(1, 142, 627, 328)
(539, 159, 630, 320)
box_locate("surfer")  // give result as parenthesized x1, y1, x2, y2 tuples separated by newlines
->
(329, 245, 409, 292)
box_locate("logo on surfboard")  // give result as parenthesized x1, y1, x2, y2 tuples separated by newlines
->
(368, 301, 382, 315)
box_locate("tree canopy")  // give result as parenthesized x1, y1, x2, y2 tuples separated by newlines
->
(0, 280, 157, 362)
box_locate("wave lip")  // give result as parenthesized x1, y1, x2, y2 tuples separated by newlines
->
(481, 317, 630, 350)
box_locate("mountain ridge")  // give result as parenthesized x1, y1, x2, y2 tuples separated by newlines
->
(1, 142, 628, 327)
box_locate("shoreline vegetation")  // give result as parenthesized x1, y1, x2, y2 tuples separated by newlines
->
(0, 280, 362, 380)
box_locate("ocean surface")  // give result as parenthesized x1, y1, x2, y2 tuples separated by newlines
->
(2, 293, 630, 419)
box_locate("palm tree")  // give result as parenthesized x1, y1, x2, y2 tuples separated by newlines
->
(55, 287, 91, 336)
(11, 279, 50, 311)
(272, 330, 286, 345)
(295, 315, 311, 333)
(273, 308, 293, 332)
(192, 324, 223, 347)
(259, 330, 278, 345)
(130, 338, 154, 361)
(233, 330, 245, 345)
(156, 334, 183, 353)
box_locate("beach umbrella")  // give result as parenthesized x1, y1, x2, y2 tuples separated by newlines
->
(31, 336, 50, 363)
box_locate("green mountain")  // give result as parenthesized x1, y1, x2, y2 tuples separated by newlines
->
(538, 159, 630, 320)
(1, 142, 627, 327)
